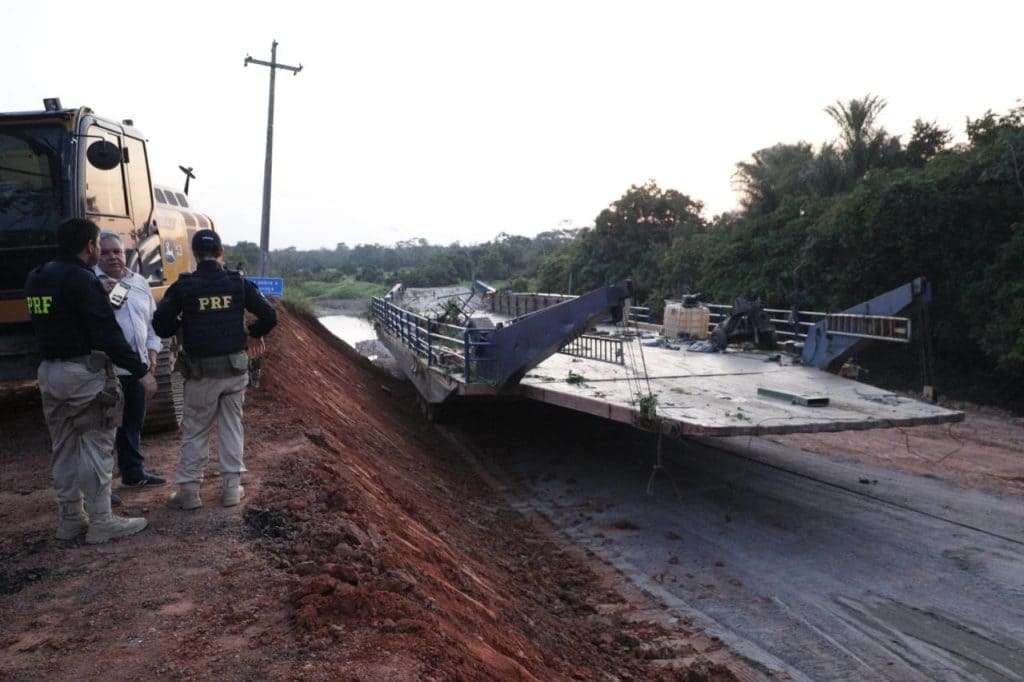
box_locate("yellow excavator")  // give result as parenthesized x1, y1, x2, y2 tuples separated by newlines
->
(0, 99, 215, 431)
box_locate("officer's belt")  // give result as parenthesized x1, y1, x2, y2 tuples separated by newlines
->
(180, 351, 248, 379)
(63, 352, 115, 374)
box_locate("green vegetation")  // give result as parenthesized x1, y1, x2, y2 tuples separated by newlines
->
(437, 298, 466, 325)
(280, 294, 314, 318)
(281, 286, 313, 314)
(638, 393, 659, 423)
(566, 370, 587, 385)
(291, 277, 389, 301)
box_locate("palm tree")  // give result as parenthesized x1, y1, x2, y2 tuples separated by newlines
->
(824, 94, 895, 178)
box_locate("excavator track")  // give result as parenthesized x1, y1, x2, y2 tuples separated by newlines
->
(143, 339, 183, 433)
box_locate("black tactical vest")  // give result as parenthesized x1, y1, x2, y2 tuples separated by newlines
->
(24, 256, 147, 376)
(25, 259, 85, 358)
(176, 268, 248, 357)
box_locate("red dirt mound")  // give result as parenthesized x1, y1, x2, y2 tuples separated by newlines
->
(0, 303, 742, 680)
(250, 303, 741, 679)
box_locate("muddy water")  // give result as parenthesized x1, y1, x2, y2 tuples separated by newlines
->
(319, 314, 376, 347)
(318, 312, 401, 376)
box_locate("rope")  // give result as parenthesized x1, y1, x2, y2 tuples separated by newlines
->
(615, 290, 679, 497)
(618, 310, 646, 407)
(645, 431, 682, 498)
(632, 308, 653, 396)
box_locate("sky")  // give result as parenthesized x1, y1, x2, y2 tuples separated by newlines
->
(3, 1, 1021, 250)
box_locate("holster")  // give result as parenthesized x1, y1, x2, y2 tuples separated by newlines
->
(71, 351, 124, 432)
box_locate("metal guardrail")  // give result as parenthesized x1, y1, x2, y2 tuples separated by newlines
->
(490, 291, 576, 318)
(559, 334, 625, 365)
(705, 305, 911, 343)
(627, 305, 650, 323)
(375, 282, 633, 386)
(371, 297, 468, 370)
(371, 296, 500, 382)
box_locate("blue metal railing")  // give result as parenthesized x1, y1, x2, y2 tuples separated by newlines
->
(371, 296, 469, 373)
(373, 279, 633, 388)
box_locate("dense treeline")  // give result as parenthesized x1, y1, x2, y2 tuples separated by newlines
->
(227, 96, 1023, 407)
(225, 230, 574, 291)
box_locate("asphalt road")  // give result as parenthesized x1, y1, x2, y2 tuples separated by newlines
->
(457, 404, 1024, 681)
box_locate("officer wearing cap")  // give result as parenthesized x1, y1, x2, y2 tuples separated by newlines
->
(153, 229, 277, 509)
(25, 218, 154, 543)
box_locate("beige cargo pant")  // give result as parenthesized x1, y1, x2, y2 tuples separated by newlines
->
(176, 373, 248, 484)
(38, 359, 120, 513)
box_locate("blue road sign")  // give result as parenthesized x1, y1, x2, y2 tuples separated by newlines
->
(248, 277, 285, 298)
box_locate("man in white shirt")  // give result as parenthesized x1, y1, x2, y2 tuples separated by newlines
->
(95, 232, 166, 487)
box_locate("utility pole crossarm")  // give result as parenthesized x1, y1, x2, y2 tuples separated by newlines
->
(244, 56, 303, 74)
(244, 40, 303, 276)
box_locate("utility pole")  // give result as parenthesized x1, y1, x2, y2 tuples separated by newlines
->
(244, 40, 303, 276)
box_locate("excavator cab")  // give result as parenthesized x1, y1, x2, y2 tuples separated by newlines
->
(0, 100, 211, 430)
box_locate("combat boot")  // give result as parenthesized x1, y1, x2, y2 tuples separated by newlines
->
(222, 474, 244, 507)
(55, 499, 89, 540)
(167, 482, 202, 510)
(85, 513, 149, 544)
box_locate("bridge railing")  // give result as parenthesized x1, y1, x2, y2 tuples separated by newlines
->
(370, 297, 469, 371)
(559, 334, 625, 365)
(705, 304, 911, 343)
(489, 290, 576, 318)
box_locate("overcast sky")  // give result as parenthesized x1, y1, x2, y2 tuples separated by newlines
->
(4, 1, 1021, 249)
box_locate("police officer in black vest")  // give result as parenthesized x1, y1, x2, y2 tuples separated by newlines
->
(25, 218, 154, 544)
(153, 229, 277, 510)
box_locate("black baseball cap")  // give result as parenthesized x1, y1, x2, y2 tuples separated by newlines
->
(191, 229, 222, 254)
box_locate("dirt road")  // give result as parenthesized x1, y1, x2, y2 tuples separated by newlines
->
(451, 401, 1024, 680)
(0, 305, 744, 681)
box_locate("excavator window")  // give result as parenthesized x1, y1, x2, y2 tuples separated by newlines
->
(84, 126, 128, 217)
(125, 136, 152, 233)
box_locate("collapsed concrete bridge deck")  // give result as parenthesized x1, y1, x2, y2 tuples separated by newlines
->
(372, 285, 963, 438)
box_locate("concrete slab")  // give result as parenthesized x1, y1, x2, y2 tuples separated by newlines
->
(509, 335, 962, 437)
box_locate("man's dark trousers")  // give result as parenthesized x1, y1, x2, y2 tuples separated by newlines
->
(116, 376, 147, 482)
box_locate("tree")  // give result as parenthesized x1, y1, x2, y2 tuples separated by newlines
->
(222, 241, 262, 273)
(824, 94, 901, 178)
(535, 244, 575, 293)
(475, 247, 505, 280)
(905, 119, 951, 168)
(733, 142, 817, 215)
(807, 142, 852, 196)
(535, 181, 706, 307)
